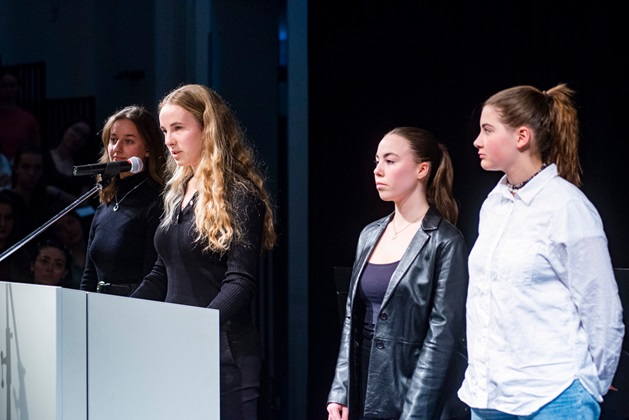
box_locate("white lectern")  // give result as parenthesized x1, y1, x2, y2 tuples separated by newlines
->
(0, 281, 86, 420)
(87, 292, 220, 420)
(0, 282, 220, 420)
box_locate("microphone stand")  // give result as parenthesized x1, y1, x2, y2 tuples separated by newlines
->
(0, 180, 105, 263)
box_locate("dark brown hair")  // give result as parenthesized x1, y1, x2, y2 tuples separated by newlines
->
(387, 127, 458, 224)
(97, 105, 167, 203)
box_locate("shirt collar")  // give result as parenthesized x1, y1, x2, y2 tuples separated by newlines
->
(491, 164, 558, 205)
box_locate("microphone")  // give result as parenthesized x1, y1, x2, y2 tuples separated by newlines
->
(73, 157, 144, 177)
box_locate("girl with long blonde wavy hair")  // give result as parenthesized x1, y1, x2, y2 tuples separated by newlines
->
(158, 84, 275, 253)
(132, 84, 275, 420)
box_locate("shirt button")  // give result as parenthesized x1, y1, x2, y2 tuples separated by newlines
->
(379, 313, 388, 321)
(375, 340, 385, 349)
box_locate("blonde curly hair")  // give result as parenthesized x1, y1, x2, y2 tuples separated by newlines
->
(158, 84, 276, 253)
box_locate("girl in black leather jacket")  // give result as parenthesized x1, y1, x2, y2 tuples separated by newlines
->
(327, 127, 469, 420)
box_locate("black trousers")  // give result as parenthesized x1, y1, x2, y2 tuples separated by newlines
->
(219, 329, 261, 420)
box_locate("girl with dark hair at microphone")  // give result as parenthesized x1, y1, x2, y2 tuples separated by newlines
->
(79, 105, 167, 295)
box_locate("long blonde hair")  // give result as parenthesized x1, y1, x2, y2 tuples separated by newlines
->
(158, 84, 276, 253)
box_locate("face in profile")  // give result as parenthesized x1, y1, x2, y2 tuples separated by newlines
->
(31, 245, 68, 286)
(373, 133, 423, 203)
(473, 105, 519, 173)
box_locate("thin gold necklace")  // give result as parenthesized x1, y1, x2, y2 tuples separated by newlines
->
(113, 178, 148, 211)
(391, 210, 427, 240)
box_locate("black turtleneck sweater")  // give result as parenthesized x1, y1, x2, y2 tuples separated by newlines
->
(80, 172, 162, 292)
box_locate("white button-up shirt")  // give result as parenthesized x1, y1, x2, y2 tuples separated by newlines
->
(458, 164, 624, 415)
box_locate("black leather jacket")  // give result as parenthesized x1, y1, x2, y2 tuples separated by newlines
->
(328, 207, 469, 419)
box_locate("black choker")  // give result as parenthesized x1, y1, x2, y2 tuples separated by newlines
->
(506, 164, 548, 194)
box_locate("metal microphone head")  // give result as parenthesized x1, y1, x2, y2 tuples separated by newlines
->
(128, 156, 144, 174)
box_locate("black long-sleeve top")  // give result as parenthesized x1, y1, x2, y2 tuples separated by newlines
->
(80, 172, 162, 291)
(131, 189, 264, 329)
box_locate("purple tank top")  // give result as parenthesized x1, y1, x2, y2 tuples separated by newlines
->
(359, 261, 399, 328)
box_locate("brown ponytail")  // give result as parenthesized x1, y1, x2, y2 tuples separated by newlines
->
(545, 85, 582, 186)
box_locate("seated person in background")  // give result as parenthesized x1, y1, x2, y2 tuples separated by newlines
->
(0, 151, 11, 190)
(0, 191, 31, 282)
(30, 239, 71, 287)
(48, 119, 95, 196)
(0, 70, 41, 161)
(4, 143, 78, 236)
(51, 210, 88, 289)
(50, 120, 91, 175)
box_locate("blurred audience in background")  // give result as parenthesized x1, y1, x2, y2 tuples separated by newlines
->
(48, 119, 97, 196)
(0, 66, 97, 289)
(4, 143, 78, 237)
(0, 191, 32, 282)
(51, 210, 88, 289)
(0, 70, 41, 162)
(30, 238, 71, 287)
(0, 151, 11, 190)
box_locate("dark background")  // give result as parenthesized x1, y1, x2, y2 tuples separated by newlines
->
(307, 1, 628, 418)
(1, 1, 627, 419)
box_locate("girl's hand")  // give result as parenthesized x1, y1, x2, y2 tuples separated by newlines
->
(327, 402, 348, 420)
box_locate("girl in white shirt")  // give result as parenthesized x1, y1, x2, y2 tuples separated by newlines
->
(458, 83, 624, 420)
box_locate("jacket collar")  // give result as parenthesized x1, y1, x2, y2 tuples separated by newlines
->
(362, 206, 442, 306)
(420, 206, 442, 231)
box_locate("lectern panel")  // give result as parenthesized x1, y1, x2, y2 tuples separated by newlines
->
(87, 293, 220, 420)
(0, 282, 86, 420)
